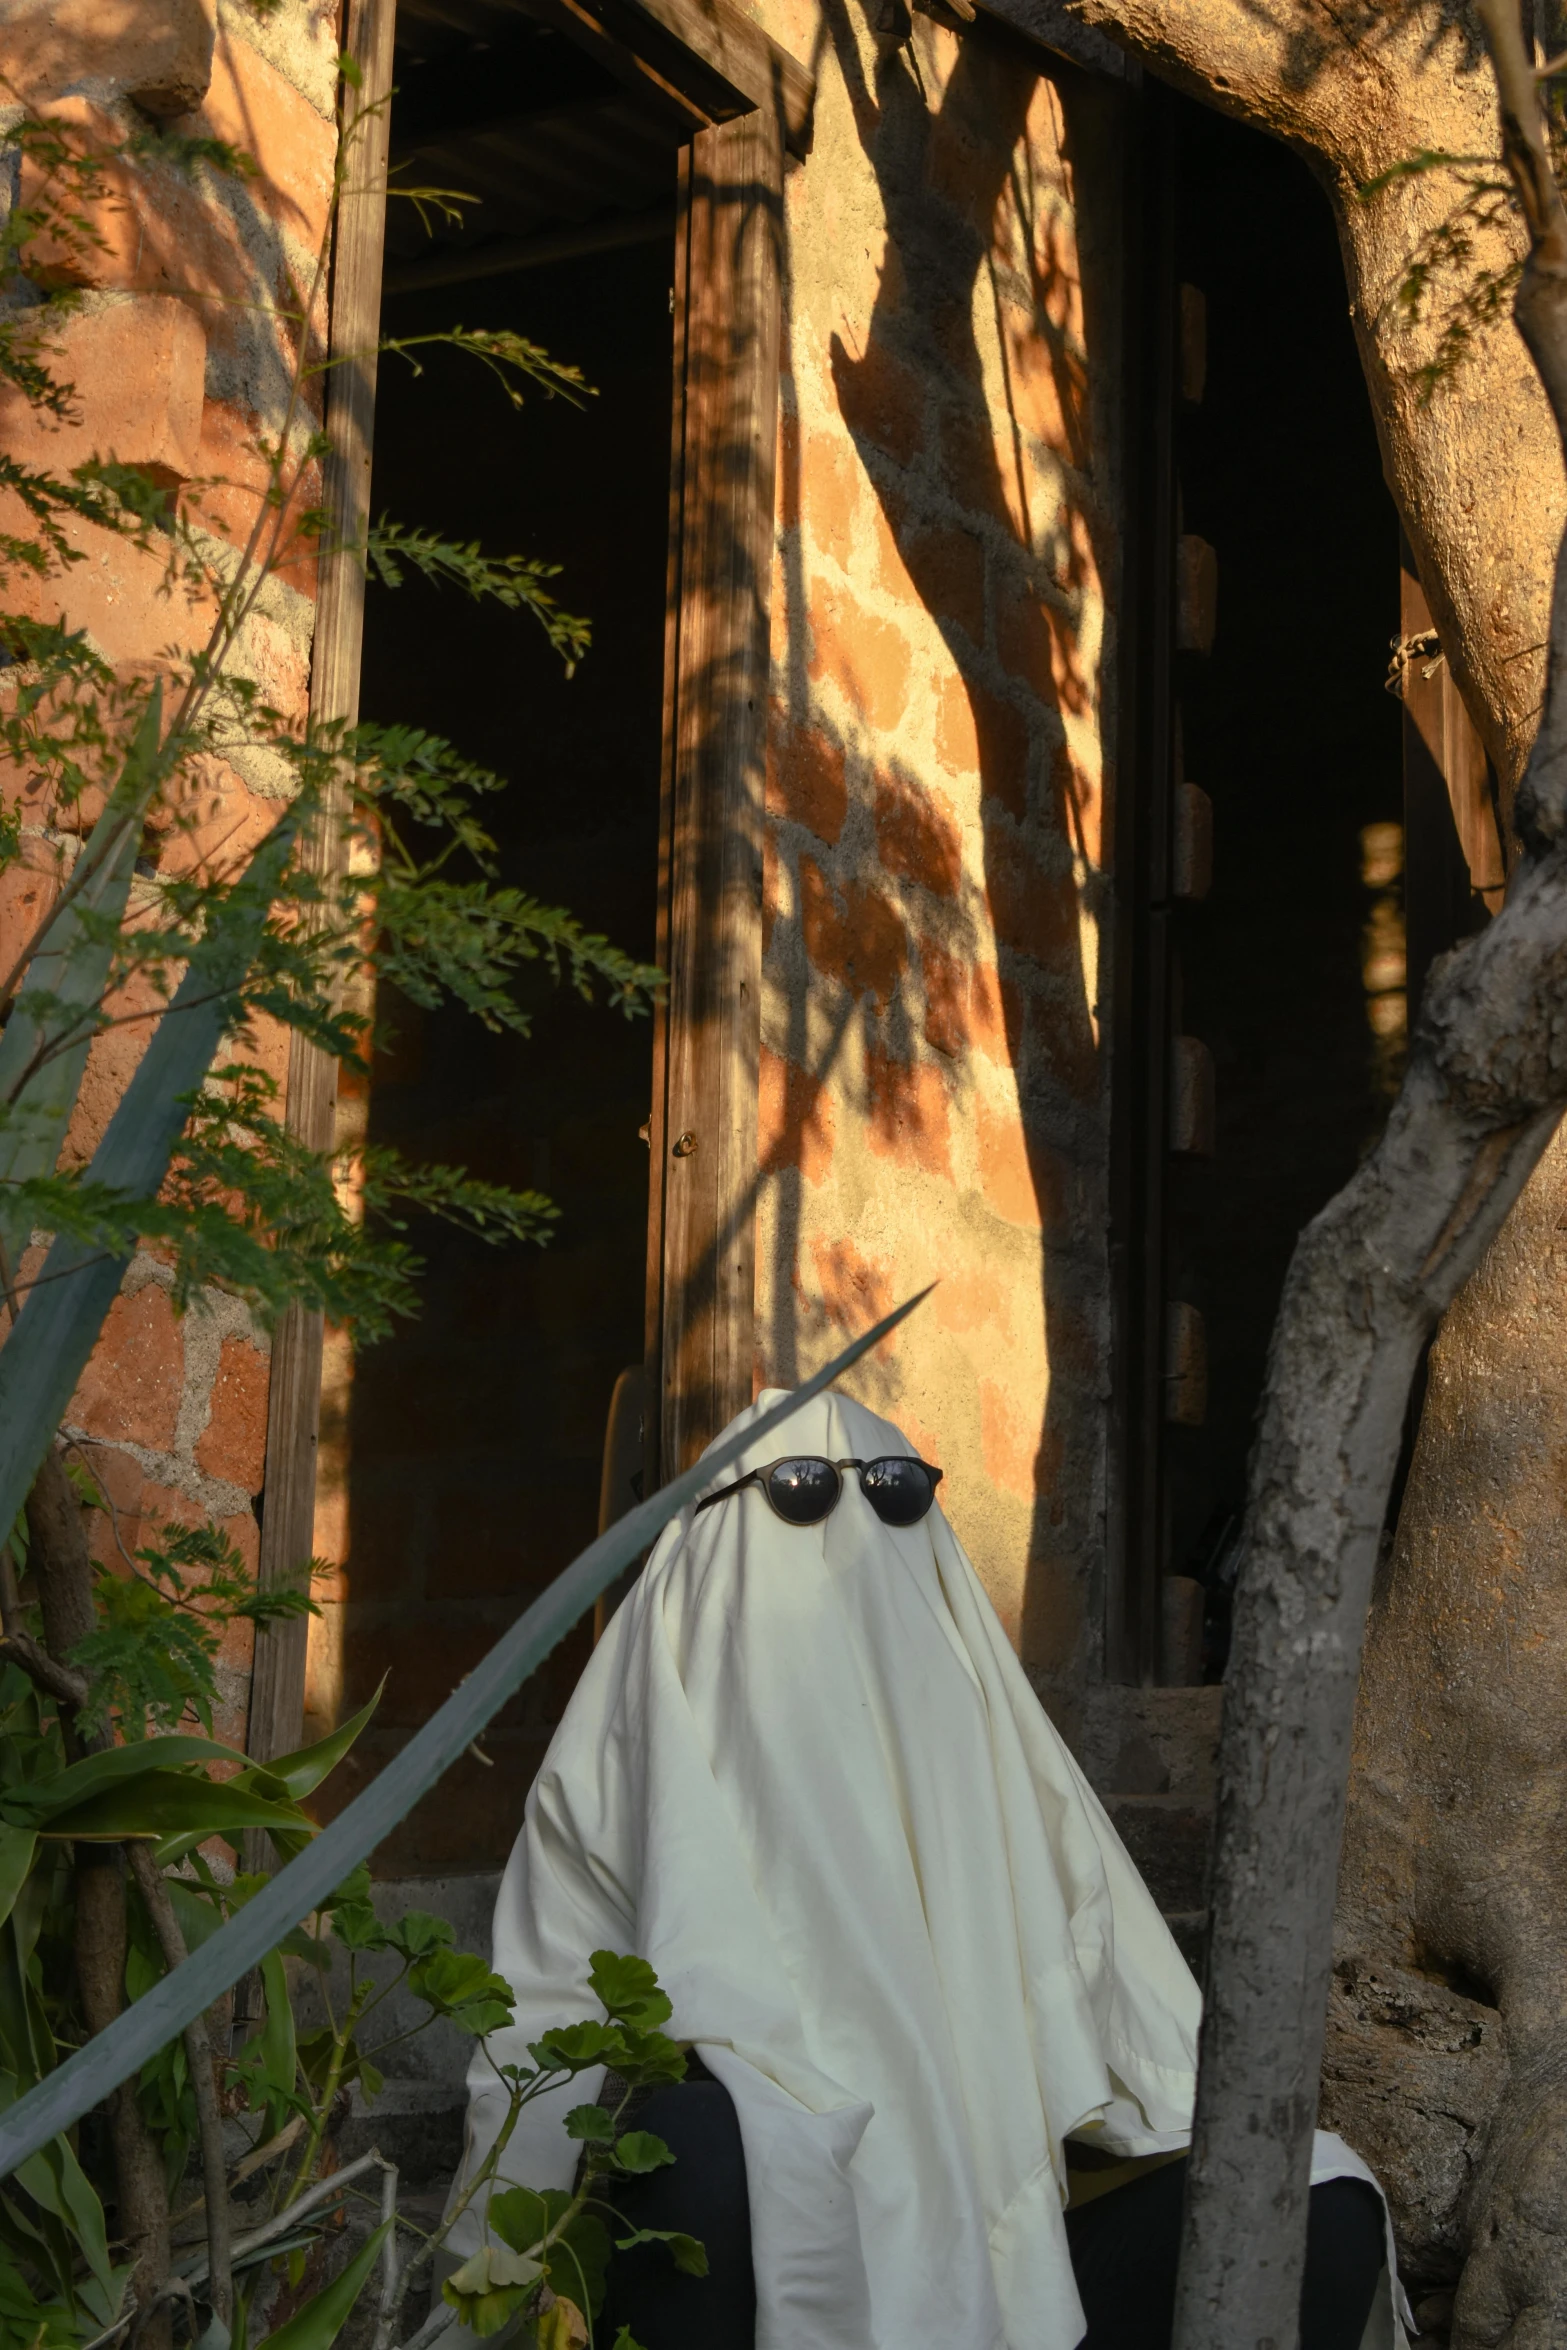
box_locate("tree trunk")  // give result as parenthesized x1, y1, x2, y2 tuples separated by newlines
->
(1041, 0, 1567, 2340)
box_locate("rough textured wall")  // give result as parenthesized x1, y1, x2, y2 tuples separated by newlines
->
(750, 0, 1127, 1712)
(0, 0, 338, 1743)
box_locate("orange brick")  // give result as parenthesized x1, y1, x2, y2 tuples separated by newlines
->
(758, 1043, 834, 1184)
(874, 768, 961, 898)
(767, 713, 849, 844)
(935, 673, 1030, 820)
(920, 932, 967, 1060)
(866, 1045, 951, 1179)
(63, 964, 162, 1164)
(830, 329, 926, 469)
(799, 854, 907, 1008)
(980, 1378, 1041, 1501)
(903, 518, 987, 652)
(196, 1334, 270, 1493)
(150, 764, 281, 883)
(996, 588, 1091, 720)
(802, 430, 863, 569)
(1051, 733, 1104, 870)
(192, 397, 324, 583)
(974, 1096, 1058, 1230)
(0, 296, 205, 486)
(0, 847, 60, 970)
(809, 1233, 898, 1357)
(933, 1265, 1011, 1337)
(68, 1281, 184, 1450)
(0, 0, 215, 114)
(921, 937, 1018, 1065)
(808, 584, 913, 734)
(15, 93, 325, 403)
(985, 836, 1078, 971)
(201, 22, 337, 257)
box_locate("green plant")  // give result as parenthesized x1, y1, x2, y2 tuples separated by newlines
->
(0, 28, 668, 2350)
(0, 1612, 699, 2350)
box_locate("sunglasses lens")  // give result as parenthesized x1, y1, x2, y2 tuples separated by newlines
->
(766, 1457, 840, 1525)
(860, 1457, 938, 1527)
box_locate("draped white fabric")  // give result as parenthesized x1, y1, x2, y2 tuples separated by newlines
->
(448, 1385, 1407, 2349)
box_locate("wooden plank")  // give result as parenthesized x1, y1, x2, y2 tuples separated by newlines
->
(653, 106, 783, 1478)
(527, 0, 814, 154)
(1105, 74, 1175, 1686)
(617, 0, 814, 150)
(247, 0, 396, 1769)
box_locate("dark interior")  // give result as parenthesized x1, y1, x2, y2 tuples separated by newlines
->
(336, 14, 678, 1869)
(1162, 101, 1404, 1623)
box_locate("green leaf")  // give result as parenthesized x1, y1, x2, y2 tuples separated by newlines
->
(606, 2025, 687, 2088)
(0, 805, 303, 1557)
(165, 1876, 225, 1951)
(526, 2021, 620, 2074)
(485, 2190, 611, 2319)
(328, 1899, 388, 1952)
(381, 1909, 453, 1960)
(612, 2227, 707, 2277)
(255, 2217, 392, 2350)
(611, 2131, 673, 2176)
(588, 1952, 671, 2032)
(8, 2127, 116, 2297)
(256, 1680, 385, 1801)
(563, 2104, 615, 2143)
(406, 1946, 514, 2035)
(0, 686, 163, 1274)
(33, 1771, 312, 1844)
(0, 1830, 35, 1933)
(236, 1947, 297, 2135)
(610, 2332, 649, 2350)
(5, 1734, 247, 1823)
(439, 2242, 539, 2339)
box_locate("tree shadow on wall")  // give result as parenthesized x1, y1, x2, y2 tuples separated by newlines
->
(777, 0, 1125, 1692)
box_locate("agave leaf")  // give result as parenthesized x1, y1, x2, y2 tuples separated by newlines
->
(239, 1678, 385, 1802)
(0, 1830, 35, 1933)
(0, 805, 302, 1552)
(253, 2217, 392, 2350)
(0, 686, 165, 1274)
(33, 1770, 312, 1844)
(4, 1734, 248, 1824)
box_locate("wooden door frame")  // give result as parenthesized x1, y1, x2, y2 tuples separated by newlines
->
(248, 0, 812, 1761)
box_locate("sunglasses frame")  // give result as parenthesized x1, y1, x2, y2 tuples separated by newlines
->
(695, 1454, 944, 1527)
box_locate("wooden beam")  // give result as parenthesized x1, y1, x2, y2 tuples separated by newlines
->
(247, 0, 396, 1769)
(651, 109, 783, 1477)
(526, 0, 814, 155)
(382, 206, 675, 295)
(617, 0, 815, 149)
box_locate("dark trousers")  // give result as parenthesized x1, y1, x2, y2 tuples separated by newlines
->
(598, 2079, 1386, 2349)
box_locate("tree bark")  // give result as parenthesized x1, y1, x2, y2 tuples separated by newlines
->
(1029, 2, 1567, 2343)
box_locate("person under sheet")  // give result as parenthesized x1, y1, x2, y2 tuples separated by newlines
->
(446, 1386, 1413, 2350)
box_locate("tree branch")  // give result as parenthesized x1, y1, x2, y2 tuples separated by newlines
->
(1171, 27, 1567, 2348)
(126, 1844, 234, 2330)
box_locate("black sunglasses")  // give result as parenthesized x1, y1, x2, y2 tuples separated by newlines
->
(695, 1454, 944, 1529)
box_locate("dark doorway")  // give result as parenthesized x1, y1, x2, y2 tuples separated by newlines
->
(1163, 101, 1403, 1648)
(342, 219, 674, 1870)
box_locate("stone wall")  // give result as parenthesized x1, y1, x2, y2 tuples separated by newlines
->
(0, 0, 339, 1743)
(753, 0, 1128, 1731)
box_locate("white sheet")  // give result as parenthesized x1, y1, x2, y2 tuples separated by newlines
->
(448, 1384, 1409, 2348)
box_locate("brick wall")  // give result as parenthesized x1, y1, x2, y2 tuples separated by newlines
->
(0, 0, 340, 1743)
(753, 0, 1129, 1730)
